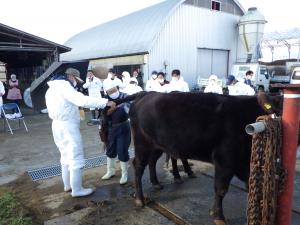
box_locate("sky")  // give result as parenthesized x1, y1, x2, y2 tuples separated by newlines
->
(0, 0, 299, 45)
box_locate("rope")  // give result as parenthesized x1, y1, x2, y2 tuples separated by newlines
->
(247, 115, 286, 225)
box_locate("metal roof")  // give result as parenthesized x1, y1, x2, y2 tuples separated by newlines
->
(61, 0, 245, 61)
(61, 0, 181, 61)
(0, 23, 71, 53)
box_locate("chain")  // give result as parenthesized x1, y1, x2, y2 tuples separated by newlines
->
(247, 115, 286, 225)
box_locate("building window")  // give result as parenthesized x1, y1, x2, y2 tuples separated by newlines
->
(211, 1, 221, 11)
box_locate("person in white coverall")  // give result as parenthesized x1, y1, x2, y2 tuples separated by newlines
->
(103, 68, 125, 94)
(83, 70, 103, 119)
(122, 77, 143, 95)
(226, 75, 255, 96)
(167, 69, 189, 92)
(45, 67, 115, 197)
(204, 75, 223, 94)
(145, 71, 158, 91)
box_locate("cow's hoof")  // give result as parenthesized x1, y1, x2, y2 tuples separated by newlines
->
(135, 199, 144, 207)
(152, 184, 164, 190)
(174, 178, 183, 184)
(188, 173, 197, 178)
(214, 219, 228, 225)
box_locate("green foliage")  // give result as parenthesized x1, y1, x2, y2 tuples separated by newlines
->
(0, 192, 32, 225)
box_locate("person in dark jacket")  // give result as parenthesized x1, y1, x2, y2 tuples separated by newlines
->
(101, 81, 131, 185)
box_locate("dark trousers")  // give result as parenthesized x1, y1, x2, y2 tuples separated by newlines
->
(106, 122, 131, 162)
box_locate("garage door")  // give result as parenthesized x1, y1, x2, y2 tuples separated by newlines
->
(197, 48, 229, 79)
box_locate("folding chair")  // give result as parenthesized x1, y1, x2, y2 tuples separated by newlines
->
(1, 103, 28, 134)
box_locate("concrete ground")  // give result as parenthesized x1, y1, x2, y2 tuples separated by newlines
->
(0, 108, 300, 225)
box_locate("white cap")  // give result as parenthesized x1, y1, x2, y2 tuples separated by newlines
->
(209, 75, 218, 81)
(103, 80, 117, 91)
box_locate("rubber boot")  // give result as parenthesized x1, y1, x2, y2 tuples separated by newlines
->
(120, 161, 129, 185)
(102, 157, 116, 180)
(61, 164, 71, 192)
(70, 169, 94, 197)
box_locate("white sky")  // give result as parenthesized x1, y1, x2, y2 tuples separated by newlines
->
(0, 0, 299, 45)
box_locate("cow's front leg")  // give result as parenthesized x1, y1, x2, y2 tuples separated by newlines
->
(149, 150, 163, 190)
(171, 157, 183, 183)
(211, 166, 233, 225)
(133, 157, 146, 207)
(181, 158, 196, 178)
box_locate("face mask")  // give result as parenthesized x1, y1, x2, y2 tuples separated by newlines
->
(109, 91, 120, 99)
(158, 79, 164, 84)
(172, 77, 179, 82)
(73, 80, 77, 87)
(152, 75, 157, 80)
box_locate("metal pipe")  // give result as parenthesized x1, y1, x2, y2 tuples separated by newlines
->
(276, 87, 300, 225)
(245, 121, 266, 135)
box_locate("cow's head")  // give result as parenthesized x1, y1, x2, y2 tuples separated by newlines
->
(257, 91, 283, 116)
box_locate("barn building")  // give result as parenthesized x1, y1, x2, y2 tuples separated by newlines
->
(61, 0, 248, 89)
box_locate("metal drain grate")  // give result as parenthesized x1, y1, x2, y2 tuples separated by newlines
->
(27, 149, 135, 181)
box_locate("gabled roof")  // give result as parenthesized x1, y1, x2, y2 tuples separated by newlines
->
(61, 0, 245, 61)
(0, 23, 71, 53)
(61, 0, 182, 61)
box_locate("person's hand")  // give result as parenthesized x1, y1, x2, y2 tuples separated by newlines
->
(106, 101, 116, 108)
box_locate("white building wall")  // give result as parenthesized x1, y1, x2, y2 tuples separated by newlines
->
(149, 3, 246, 88)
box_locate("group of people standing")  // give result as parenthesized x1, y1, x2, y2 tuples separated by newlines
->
(45, 67, 190, 198)
(203, 70, 255, 96)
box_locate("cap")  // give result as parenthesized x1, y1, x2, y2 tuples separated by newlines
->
(65, 68, 84, 83)
(209, 75, 218, 81)
(103, 80, 118, 91)
(226, 75, 236, 85)
(151, 70, 158, 75)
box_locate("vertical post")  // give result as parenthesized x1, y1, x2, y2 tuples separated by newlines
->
(276, 87, 300, 225)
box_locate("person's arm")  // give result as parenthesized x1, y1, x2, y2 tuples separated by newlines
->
(184, 82, 190, 92)
(63, 83, 108, 109)
(82, 79, 91, 89)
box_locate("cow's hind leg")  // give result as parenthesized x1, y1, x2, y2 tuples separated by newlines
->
(181, 158, 196, 178)
(149, 150, 163, 190)
(211, 165, 233, 224)
(133, 155, 148, 207)
(171, 157, 183, 183)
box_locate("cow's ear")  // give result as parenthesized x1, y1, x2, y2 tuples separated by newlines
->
(257, 91, 283, 116)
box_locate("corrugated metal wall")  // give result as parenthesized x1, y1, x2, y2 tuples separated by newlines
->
(148, 3, 246, 88)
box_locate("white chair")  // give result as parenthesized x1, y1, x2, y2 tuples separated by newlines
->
(1, 103, 28, 134)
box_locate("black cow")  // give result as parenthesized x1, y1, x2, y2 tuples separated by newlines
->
(117, 91, 282, 224)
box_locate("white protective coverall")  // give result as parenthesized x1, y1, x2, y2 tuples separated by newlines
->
(0, 81, 5, 117)
(122, 78, 143, 95)
(204, 75, 223, 94)
(103, 76, 125, 93)
(46, 79, 108, 170)
(83, 76, 102, 110)
(167, 77, 189, 92)
(228, 81, 255, 96)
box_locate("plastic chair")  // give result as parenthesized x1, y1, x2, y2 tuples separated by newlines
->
(1, 103, 28, 134)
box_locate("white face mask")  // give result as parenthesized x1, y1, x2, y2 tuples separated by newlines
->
(152, 75, 157, 80)
(109, 91, 120, 99)
(73, 80, 77, 87)
(172, 77, 179, 82)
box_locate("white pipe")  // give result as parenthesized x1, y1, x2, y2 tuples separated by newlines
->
(245, 121, 266, 135)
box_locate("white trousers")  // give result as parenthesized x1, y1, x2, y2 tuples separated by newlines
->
(52, 120, 85, 170)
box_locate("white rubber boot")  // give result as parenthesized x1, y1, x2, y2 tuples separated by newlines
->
(61, 164, 71, 192)
(70, 169, 94, 197)
(120, 161, 129, 185)
(102, 157, 116, 180)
